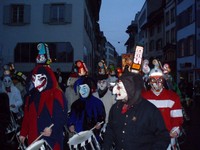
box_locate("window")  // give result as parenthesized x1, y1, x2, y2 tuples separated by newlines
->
(166, 30, 170, 43)
(149, 40, 154, 52)
(149, 27, 154, 37)
(50, 4, 65, 23)
(166, 11, 170, 25)
(188, 36, 194, 55)
(171, 28, 176, 43)
(3, 4, 30, 25)
(180, 41, 184, 57)
(156, 39, 162, 50)
(14, 42, 74, 63)
(188, 6, 194, 24)
(43, 3, 72, 24)
(171, 7, 175, 23)
(157, 23, 162, 33)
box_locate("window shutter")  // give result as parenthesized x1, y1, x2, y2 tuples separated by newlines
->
(43, 4, 50, 23)
(64, 4, 72, 23)
(24, 5, 31, 24)
(3, 5, 11, 24)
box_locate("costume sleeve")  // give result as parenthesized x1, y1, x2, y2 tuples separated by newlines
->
(101, 105, 115, 149)
(20, 96, 29, 137)
(51, 95, 68, 139)
(151, 107, 171, 149)
(14, 87, 23, 108)
(170, 92, 183, 128)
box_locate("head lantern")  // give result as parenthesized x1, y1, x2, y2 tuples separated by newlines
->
(36, 43, 52, 65)
(74, 60, 88, 77)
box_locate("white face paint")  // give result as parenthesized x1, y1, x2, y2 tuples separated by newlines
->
(112, 80, 128, 101)
(97, 79, 108, 91)
(79, 84, 90, 98)
(32, 74, 47, 92)
(3, 76, 12, 87)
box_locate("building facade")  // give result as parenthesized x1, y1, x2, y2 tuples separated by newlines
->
(0, 0, 102, 75)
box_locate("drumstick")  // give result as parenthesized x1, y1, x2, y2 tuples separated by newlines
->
(31, 124, 54, 144)
(90, 121, 104, 131)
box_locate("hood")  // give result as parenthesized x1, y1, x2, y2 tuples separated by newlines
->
(119, 71, 144, 106)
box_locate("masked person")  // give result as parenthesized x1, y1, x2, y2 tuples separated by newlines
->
(1, 74, 23, 121)
(102, 68, 170, 150)
(65, 72, 79, 112)
(142, 62, 183, 150)
(67, 77, 106, 140)
(19, 43, 68, 150)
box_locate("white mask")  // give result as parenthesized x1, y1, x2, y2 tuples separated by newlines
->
(97, 79, 108, 91)
(79, 84, 90, 98)
(3, 76, 12, 87)
(112, 80, 128, 101)
(32, 74, 47, 92)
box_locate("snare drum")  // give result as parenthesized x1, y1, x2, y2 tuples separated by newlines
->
(26, 139, 52, 150)
(68, 130, 101, 150)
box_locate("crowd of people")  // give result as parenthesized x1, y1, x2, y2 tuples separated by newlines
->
(0, 43, 190, 150)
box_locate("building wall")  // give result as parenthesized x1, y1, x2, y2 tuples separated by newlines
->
(0, 0, 95, 74)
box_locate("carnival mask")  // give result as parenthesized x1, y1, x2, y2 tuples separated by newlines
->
(79, 84, 90, 98)
(149, 76, 164, 92)
(3, 76, 12, 87)
(32, 74, 47, 92)
(112, 80, 128, 101)
(97, 79, 108, 91)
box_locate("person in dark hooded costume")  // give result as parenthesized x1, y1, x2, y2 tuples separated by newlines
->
(19, 43, 68, 150)
(101, 68, 170, 150)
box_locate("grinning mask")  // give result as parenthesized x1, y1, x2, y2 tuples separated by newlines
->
(32, 74, 47, 92)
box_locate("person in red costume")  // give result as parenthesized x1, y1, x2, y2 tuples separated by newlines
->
(142, 59, 183, 150)
(19, 43, 68, 150)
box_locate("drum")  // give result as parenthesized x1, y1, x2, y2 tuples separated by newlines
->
(68, 130, 101, 150)
(26, 139, 52, 150)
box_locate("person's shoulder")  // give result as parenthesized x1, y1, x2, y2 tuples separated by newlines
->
(141, 98, 158, 110)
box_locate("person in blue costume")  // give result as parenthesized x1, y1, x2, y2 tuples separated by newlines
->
(68, 76, 106, 139)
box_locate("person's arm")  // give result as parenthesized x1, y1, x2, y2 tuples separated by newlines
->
(14, 87, 23, 109)
(101, 105, 115, 149)
(151, 107, 170, 149)
(50, 95, 68, 139)
(20, 96, 30, 143)
(170, 92, 183, 137)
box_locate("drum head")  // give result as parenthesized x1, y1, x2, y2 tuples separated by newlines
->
(26, 139, 46, 150)
(68, 130, 93, 146)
